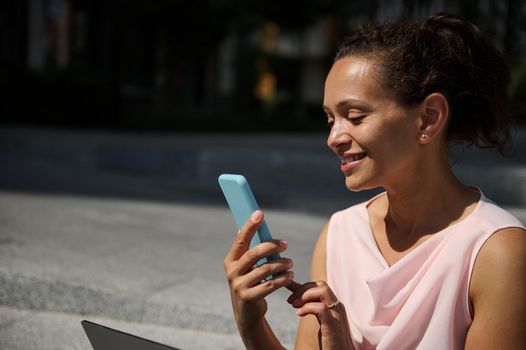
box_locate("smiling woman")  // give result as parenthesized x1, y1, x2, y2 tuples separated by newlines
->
(324, 56, 424, 192)
(222, 13, 526, 350)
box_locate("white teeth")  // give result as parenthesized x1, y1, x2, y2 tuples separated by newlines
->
(341, 153, 366, 164)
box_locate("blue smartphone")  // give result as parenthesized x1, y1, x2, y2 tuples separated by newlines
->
(218, 174, 281, 267)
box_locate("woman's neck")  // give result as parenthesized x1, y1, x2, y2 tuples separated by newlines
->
(381, 161, 479, 237)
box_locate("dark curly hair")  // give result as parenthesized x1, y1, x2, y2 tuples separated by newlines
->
(335, 13, 513, 156)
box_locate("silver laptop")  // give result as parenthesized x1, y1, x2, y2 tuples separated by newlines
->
(81, 320, 182, 350)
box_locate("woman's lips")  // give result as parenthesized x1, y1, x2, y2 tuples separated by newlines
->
(340, 153, 366, 173)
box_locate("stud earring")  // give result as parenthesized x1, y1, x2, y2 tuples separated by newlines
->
(420, 134, 427, 139)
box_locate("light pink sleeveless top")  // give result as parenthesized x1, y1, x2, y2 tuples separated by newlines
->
(327, 191, 524, 349)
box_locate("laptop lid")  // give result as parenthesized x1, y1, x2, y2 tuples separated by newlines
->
(81, 320, 182, 350)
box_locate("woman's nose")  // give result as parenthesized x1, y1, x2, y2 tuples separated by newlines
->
(327, 120, 351, 150)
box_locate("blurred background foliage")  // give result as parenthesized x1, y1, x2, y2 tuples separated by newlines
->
(1, 0, 526, 132)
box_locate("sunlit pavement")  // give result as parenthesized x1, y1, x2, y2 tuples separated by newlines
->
(0, 127, 524, 349)
(0, 191, 327, 349)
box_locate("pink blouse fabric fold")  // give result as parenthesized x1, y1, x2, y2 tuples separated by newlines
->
(327, 191, 524, 349)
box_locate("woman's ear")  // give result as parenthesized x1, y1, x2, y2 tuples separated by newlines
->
(417, 93, 449, 144)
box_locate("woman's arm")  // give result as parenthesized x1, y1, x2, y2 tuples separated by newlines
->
(293, 221, 330, 349)
(291, 221, 354, 349)
(465, 227, 526, 349)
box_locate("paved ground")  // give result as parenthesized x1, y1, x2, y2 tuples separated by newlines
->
(0, 127, 525, 349)
(0, 190, 327, 349)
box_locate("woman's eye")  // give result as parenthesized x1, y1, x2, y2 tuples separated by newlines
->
(348, 115, 366, 124)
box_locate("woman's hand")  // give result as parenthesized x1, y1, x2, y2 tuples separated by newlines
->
(288, 281, 354, 350)
(223, 210, 295, 333)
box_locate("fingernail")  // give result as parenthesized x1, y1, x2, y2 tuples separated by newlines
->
(296, 309, 303, 316)
(279, 240, 288, 248)
(250, 210, 262, 222)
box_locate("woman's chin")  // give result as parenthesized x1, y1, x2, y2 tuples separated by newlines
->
(344, 177, 376, 192)
(344, 180, 366, 192)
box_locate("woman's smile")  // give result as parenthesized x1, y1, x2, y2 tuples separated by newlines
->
(339, 152, 367, 173)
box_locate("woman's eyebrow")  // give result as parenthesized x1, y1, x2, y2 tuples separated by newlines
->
(338, 98, 372, 109)
(324, 99, 372, 112)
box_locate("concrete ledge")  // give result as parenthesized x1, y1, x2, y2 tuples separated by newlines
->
(454, 165, 526, 205)
(1, 126, 525, 208)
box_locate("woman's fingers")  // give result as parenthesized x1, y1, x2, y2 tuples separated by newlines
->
(236, 257, 293, 287)
(235, 240, 288, 275)
(224, 210, 288, 270)
(288, 280, 345, 325)
(235, 270, 295, 301)
(295, 301, 329, 317)
(287, 281, 339, 309)
(225, 210, 263, 264)
(286, 281, 319, 306)
(223, 209, 295, 305)
(249, 257, 293, 282)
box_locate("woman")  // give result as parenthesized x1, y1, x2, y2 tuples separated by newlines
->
(223, 13, 526, 349)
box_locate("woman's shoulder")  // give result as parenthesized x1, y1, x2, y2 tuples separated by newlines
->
(469, 226, 526, 307)
(475, 193, 525, 230)
(475, 223, 526, 270)
(470, 191, 526, 296)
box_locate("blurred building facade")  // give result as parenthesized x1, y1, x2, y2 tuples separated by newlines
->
(1, 0, 525, 131)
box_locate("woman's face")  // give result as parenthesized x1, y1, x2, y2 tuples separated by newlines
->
(324, 56, 422, 191)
